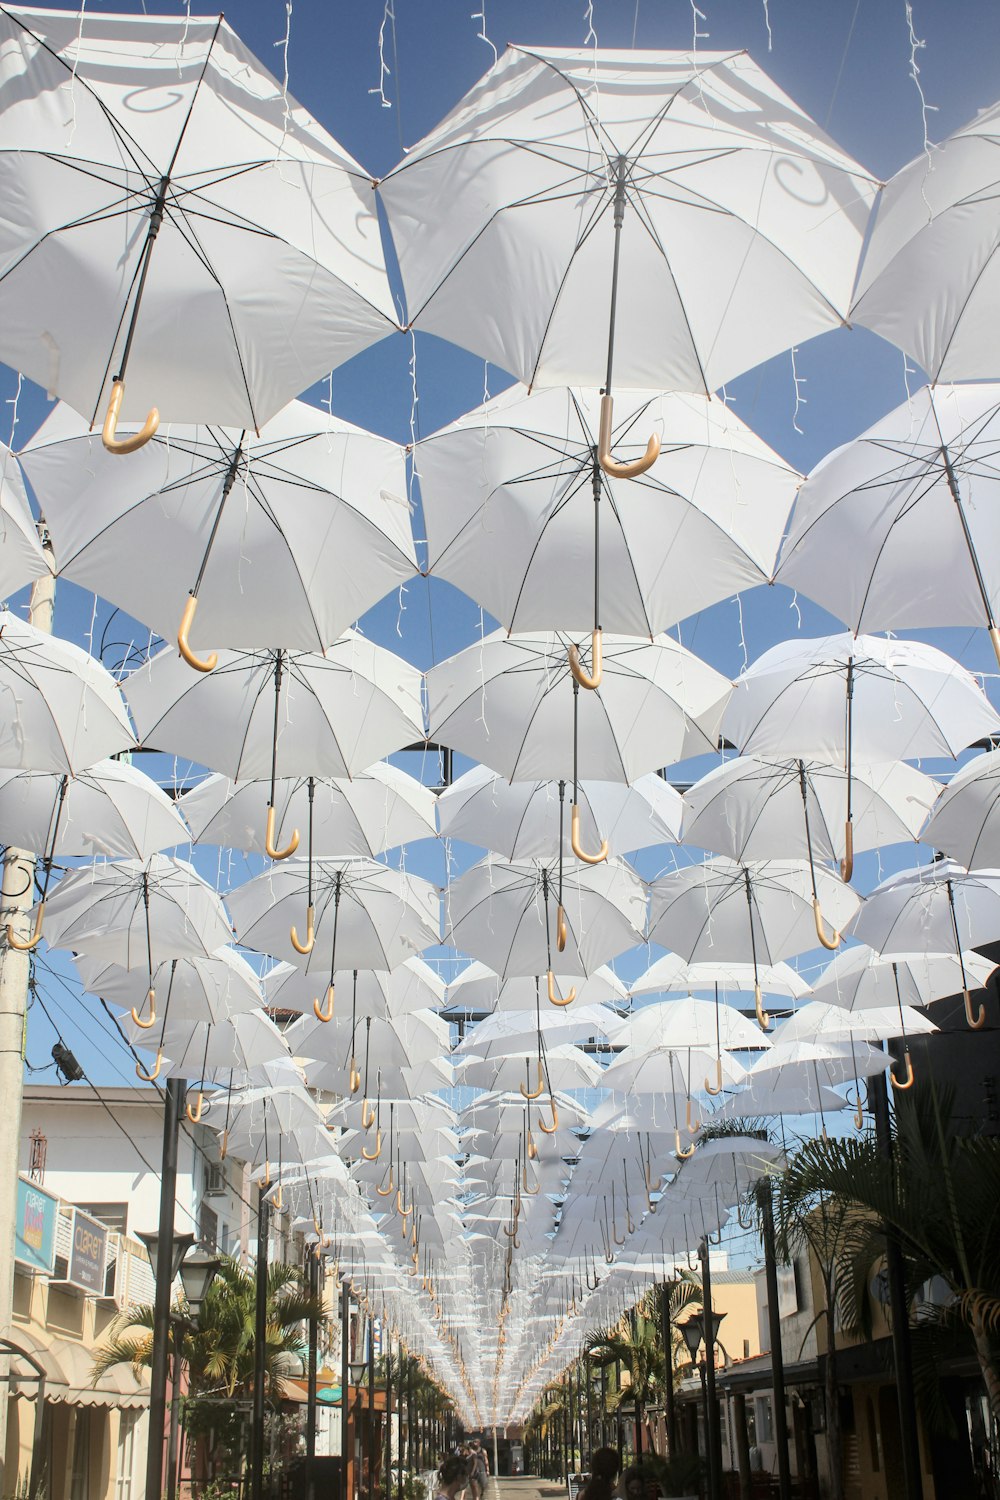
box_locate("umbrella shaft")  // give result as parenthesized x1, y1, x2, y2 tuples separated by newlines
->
(116, 178, 169, 382)
(941, 442, 997, 629)
(604, 156, 629, 392)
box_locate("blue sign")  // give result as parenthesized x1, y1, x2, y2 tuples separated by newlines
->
(15, 1177, 58, 1274)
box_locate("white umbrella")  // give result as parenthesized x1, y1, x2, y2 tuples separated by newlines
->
(748, 1038, 887, 1087)
(0, 9, 396, 442)
(286, 1009, 448, 1070)
(808, 946, 997, 1013)
(179, 764, 435, 858)
(0, 445, 50, 598)
(852, 100, 1000, 384)
(710, 1077, 847, 1122)
(920, 750, 1000, 869)
(428, 629, 729, 783)
(417, 384, 799, 649)
(306, 1056, 454, 1099)
(446, 962, 627, 1013)
(777, 1000, 937, 1045)
(126, 634, 423, 859)
(437, 765, 682, 861)
(381, 47, 873, 394)
(846, 860, 1000, 1029)
(456, 1044, 601, 1094)
(723, 633, 999, 878)
(619, 997, 770, 1054)
(452, 1004, 625, 1056)
(0, 760, 187, 862)
(121, 1008, 290, 1081)
(601, 1045, 746, 1098)
(444, 856, 646, 988)
(775, 384, 1000, 665)
(648, 858, 860, 1023)
(23, 401, 415, 667)
(630, 955, 810, 1002)
(264, 958, 445, 1020)
(75, 949, 263, 1023)
(0, 610, 135, 775)
(460, 1091, 591, 1134)
(229, 858, 440, 984)
(43, 855, 232, 1032)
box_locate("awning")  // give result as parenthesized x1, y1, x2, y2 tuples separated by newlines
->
(5, 1325, 148, 1408)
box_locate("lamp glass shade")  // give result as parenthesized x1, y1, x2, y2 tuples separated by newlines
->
(179, 1248, 222, 1317)
(705, 1309, 726, 1347)
(138, 1229, 195, 1282)
(679, 1315, 703, 1359)
(348, 1361, 369, 1384)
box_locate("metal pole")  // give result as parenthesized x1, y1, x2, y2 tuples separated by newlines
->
(249, 1183, 270, 1500)
(397, 1344, 405, 1485)
(585, 1356, 593, 1459)
(368, 1313, 376, 1496)
(660, 1281, 679, 1457)
(700, 1241, 723, 1500)
(0, 564, 54, 1489)
(759, 1184, 793, 1500)
(144, 1078, 186, 1500)
(340, 1281, 350, 1500)
(166, 1318, 183, 1500)
(870, 1071, 923, 1500)
(306, 1250, 320, 1500)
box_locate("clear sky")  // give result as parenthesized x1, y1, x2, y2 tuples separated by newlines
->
(11, 0, 1000, 1097)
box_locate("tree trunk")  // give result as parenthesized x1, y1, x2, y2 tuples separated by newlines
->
(635, 1400, 643, 1460)
(824, 1335, 844, 1500)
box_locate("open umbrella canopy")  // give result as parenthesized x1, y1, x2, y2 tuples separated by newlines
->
(920, 749, 1000, 869)
(121, 1007, 290, 1074)
(126, 635, 424, 781)
(452, 1003, 626, 1057)
(444, 856, 646, 979)
(445, 962, 628, 1013)
(0, 444, 51, 598)
(0, 759, 187, 860)
(417, 384, 799, 635)
(0, 8, 397, 433)
(22, 401, 415, 655)
(776, 1000, 937, 1044)
(630, 955, 811, 1001)
(709, 1077, 847, 1121)
(285, 1008, 449, 1069)
(229, 857, 440, 971)
(75, 948, 263, 1023)
(747, 1038, 887, 1087)
(808, 945, 998, 1012)
(264, 958, 445, 1020)
(437, 765, 682, 860)
(617, 996, 771, 1053)
(456, 1044, 601, 1094)
(0, 609, 135, 773)
(427, 630, 731, 782)
(381, 47, 874, 392)
(179, 764, 436, 858)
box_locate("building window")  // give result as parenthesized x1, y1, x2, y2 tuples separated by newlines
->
(199, 1201, 219, 1250)
(743, 1339, 751, 1359)
(70, 1411, 91, 1500)
(115, 1410, 139, 1500)
(77, 1203, 128, 1236)
(755, 1396, 774, 1444)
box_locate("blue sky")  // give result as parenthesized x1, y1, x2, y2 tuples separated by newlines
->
(13, 0, 1000, 1090)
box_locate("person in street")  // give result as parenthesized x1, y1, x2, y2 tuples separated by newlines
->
(472, 1438, 489, 1495)
(436, 1455, 472, 1500)
(618, 1466, 645, 1500)
(577, 1447, 621, 1500)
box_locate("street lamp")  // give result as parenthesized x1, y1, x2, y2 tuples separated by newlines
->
(179, 1248, 221, 1320)
(138, 1228, 195, 1283)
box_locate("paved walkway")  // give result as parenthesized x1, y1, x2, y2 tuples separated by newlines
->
(494, 1479, 565, 1500)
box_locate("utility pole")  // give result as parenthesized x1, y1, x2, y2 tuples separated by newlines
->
(249, 1184, 270, 1500)
(306, 1248, 320, 1500)
(759, 1182, 792, 1500)
(0, 563, 54, 1487)
(659, 1280, 679, 1457)
(340, 1280, 350, 1500)
(700, 1241, 723, 1500)
(144, 1078, 187, 1500)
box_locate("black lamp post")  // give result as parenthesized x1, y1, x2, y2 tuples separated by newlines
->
(179, 1248, 222, 1318)
(678, 1308, 726, 1500)
(349, 1356, 370, 1500)
(138, 1228, 195, 1284)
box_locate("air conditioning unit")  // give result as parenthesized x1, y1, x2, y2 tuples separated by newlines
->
(204, 1162, 226, 1197)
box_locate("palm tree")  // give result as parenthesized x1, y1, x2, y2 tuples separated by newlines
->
(93, 1254, 325, 1477)
(586, 1281, 700, 1461)
(780, 1083, 1000, 1422)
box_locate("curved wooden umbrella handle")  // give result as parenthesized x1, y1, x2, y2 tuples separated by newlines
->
(685, 1097, 700, 1134)
(361, 1097, 376, 1130)
(349, 1058, 361, 1094)
(840, 821, 854, 883)
(361, 1127, 382, 1162)
(754, 983, 770, 1031)
(186, 1090, 205, 1124)
(597, 393, 659, 479)
(375, 1166, 395, 1198)
(519, 1058, 545, 1101)
(177, 595, 217, 674)
(850, 1088, 865, 1130)
(705, 1056, 723, 1096)
(290, 904, 315, 956)
(219, 1129, 228, 1160)
(568, 630, 603, 691)
(6, 901, 45, 952)
(272, 1183, 284, 1213)
(521, 1163, 539, 1196)
(264, 805, 299, 860)
(964, 987, 987, 1030)
(571, 804, 608, 864)
(547, 970, 576, 1008)
(135, 1049, 162, 1083)
(674, 1128, 695, 1161)
(537, 1096, 560, 1135)
(313, 984, 334, 1023)
(813, 897, 841, 951)
(102, 379, 159, 456)
(890, 1052, 915, 1091)
(131, 988, 157, 1029)
(526, 1129, 538, 1161)
(556, 903, 568, 953)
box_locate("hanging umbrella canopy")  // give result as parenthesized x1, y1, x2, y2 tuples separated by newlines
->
(648, 859, 860, 966)
(809, 945, 997, 1012)
(285, 1009, 449, 1069)
(22, 401, 416, 660)
(851, 100, 1000, 383)
(75, 948, 263, 1023)
(452, 1004, 626, 1057)
(724, 633, 1000, 764)
(210, 1085, 330, 1172)
(920, 749, 1000, 869)
(437, 765, 682, 860)
(682, 755, 938, 865)
(0, 610, 135, 773)
(126, 635, 424, 782)
(0, 444, 51, 597)
(617, 997, 771, 1053)
(264, 958, 445, 1020)
(179, 764, 435, 858)
(0, 9, 397, 436)
(417, 384, 799, 635)
(456, 1045, 601, 1094)
(0, 759, 188, 860)
(380, 46, 874, 392)
(747, 1038, 887, 1087)
(305, 1055, 454, 1098)
(630, 955, 810, 1001)
(229, 857, 440, 970)
(121, 1007, 290, 1072)
(459, 1091, 591, 1134)
(709, 1077, 847, 1121)
(444, 856, 646, 979)
(601, 1045, 746, 1096)
(327, 1097, 457, 1134)
(671, 1135, 785, 1199)
(427, 630, 730, 782)
(446, 962, 627, 1013)
(42, 854, 233, 966)
(776, 1000, 937, 1044)
(775, 384, 1000, 654)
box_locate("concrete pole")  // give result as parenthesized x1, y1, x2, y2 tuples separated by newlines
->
(0, 565, 55, 1489)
